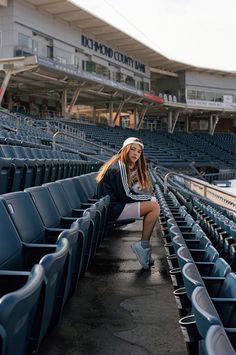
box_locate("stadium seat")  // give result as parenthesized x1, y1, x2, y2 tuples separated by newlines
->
(0, 264, 44, 355)
(205, 325, 236, 355)
(191, 286, 221, 339)
(0, 158, 16, 194)
(25, 184, 103, 277)
(0, 192, 75, 334)
(0, 196, 70, 351)
(72, 172, 98, 202)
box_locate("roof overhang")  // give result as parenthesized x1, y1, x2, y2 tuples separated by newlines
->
(23, 0, 236, 78)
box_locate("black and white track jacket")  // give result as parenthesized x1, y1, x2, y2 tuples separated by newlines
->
(97, 160, 152, 221)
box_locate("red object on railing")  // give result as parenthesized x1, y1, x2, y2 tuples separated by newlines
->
(143, 92, 164, 104)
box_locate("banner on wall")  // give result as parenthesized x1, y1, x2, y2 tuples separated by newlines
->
(199, 120, 209, 130)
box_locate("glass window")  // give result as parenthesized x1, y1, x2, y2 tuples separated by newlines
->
(125, 75, 135, 87)
(18, 33, 32, 49)
(54, 47, 73, 65)
(86, 61, 96, 73)
(205, 91, 215, 101)
(137, 80, 149, 91)
(116, 72, 125, 83)
(196, 91, 205, 100)
(187, 90, 196, 99)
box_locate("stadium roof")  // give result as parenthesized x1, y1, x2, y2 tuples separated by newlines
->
(25, 0, 236, 78)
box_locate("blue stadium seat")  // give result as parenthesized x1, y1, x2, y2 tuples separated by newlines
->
(205, 325, 236, 355)
(0, 264, 44, 355)
(211, 272, 236, 327)
(0, 196, 71, 352)
(191, 286, 221, 339)
(26, 185, 95, 288)
(182, 262, 233, 301)
(0, 158, 15, 194)
(192, 286, 236, 346)
(0, 144, 38, 189)
(72, 172, 98, 202)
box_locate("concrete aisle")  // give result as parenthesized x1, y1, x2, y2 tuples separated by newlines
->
(40, 220, 187, 355)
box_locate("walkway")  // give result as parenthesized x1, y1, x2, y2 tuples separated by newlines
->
(40, 220, 187, 355)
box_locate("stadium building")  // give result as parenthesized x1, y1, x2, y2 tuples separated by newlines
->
(0, 1, 236, 354)
(0, 0, 236, 133)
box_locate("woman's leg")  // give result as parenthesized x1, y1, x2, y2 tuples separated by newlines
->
(140, 201, 160, 240)
(132, 200, 160, 269)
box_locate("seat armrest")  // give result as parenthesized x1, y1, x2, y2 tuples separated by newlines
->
(72, 209, 84, 217)
(45, 227, 64, 242)
(0, 271, 31, 297)
(23, 242, 56, 267)
(60, 216, 77, 228)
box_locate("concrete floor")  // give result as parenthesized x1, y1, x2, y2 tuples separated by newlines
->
(40, 220, 187, 355)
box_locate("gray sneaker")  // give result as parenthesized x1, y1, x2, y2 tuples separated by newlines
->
(149, 246, 154, 265)
(131, 241, 150, 269)
(149, 255, 155, 265)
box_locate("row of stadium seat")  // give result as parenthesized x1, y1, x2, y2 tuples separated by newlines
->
(0, 144, 98, 194)
(0, 172, 110, 355)
(153, 175, 236, 354)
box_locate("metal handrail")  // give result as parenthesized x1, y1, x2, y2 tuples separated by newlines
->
(52, 130, 116, 163)
(53, 141, 105, 163)
(163, 170, 236, 212)
(52, 130, 117, 154)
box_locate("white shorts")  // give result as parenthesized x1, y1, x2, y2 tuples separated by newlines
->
(116, 196, 157, 221)
(117, 202, 140, 220)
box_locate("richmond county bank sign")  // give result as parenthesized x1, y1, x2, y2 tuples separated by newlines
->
(81, 35, 146, 74)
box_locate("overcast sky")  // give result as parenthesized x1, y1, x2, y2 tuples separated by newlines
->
(71, 0, 236, 72)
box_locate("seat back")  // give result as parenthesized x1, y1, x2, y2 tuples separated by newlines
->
(24, 186, 62, 228)
(205, 257, 231, 277)
(72, 172, 97, 201)
(205, 325, 236, 355)
(182, 262, 203, 300)
(0, 158, 14, 194)
(43, 181, 75, 217)
(1, 191, 46, 244)
(191, 286, 221, 339)
(0, 197, 24, 270)
(57, 178, 83, 209)
(0, 264, 44, 355)
(39, 237, 70, 334)
(176, 246, 193, 270)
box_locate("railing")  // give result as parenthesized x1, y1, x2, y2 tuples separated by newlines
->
(52, 130, 116, 163)
(163, 171, 236, 213)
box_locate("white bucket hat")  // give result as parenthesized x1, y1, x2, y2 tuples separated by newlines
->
(122, 137, 144, 150)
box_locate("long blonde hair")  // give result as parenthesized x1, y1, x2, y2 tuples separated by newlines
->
(96, 144, 152, 189)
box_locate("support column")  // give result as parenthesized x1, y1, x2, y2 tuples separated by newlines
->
(92, 107, 96, 124)
(7, 91, 13, 110)
(185, 116, 189, 132)
(167, 110, 173, 133)
(209, 114, 213, 133)
(137, 107, 148, 129)
(67, 87, 80, 114)
(170, 110, 181, 133)
(113, 102, 125, 126)
(108, 102, 113, 126)
(209, 114, 219, 135)
(0, 70, 12, 106)
(134, 106, 138, 130)
(61, 89, 67, 118)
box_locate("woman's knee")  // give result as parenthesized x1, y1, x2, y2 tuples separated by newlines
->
(152, 201, 160, 218)
(140, 200, 160, 217)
